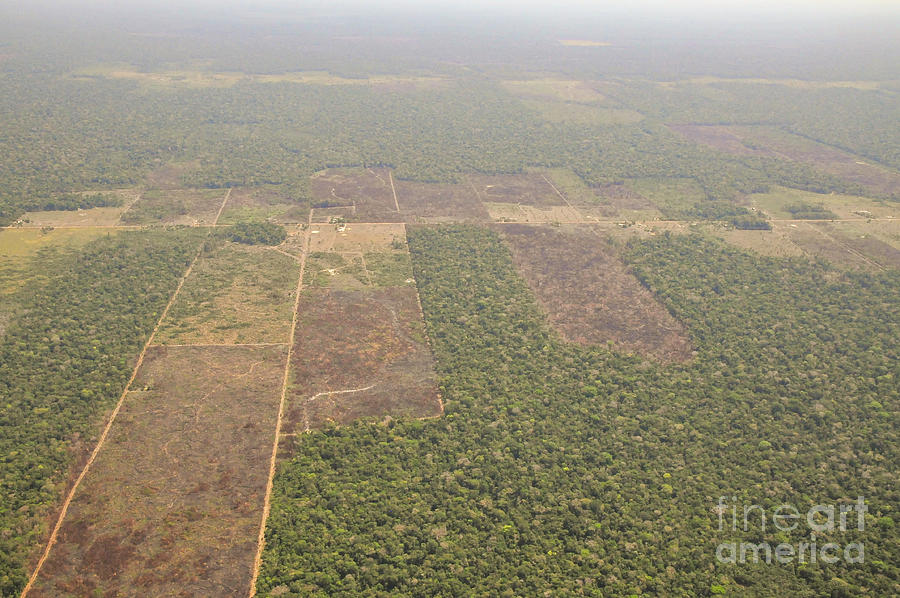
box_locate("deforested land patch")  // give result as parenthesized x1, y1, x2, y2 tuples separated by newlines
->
(496, 224, 693, 362)
(28, 344, 287, 598)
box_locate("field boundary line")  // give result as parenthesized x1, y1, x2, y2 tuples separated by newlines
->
(248, 210, 312, 597)
(21, 187, 232, 597)
(404, 223, 444, 415)
(540, 173, 579, 213)
(152, 342, 289, 348)
(389, 170, 401, 212)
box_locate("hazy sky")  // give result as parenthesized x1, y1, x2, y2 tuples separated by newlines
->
(12, 0, 900, 16)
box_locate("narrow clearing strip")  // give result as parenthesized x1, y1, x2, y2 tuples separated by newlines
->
(247, 210, 313, 597)
(154, 342, 289, 348)
(389, 170, 401, 212)
(21, 187, 232, 598)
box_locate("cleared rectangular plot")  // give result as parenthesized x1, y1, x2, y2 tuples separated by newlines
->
(393, 180, 489, 222)
(218, 186, 308, 225)
(484, 202, 584, 223)
(784, 222, 876, 270)
(283, 286, 441, 439)
(468, 173, 565, 207)
(746, 186, 899, 220)
(120, 188, 225, 225)
(497, 224, 693, 363)
(309, 167, 400, 222)
(29, 345, 286, 598)
(155, 241, 299, 345)
(20, 190, 140, 227)
(708, 224, 806, 259)
(307, 222, 406, 253)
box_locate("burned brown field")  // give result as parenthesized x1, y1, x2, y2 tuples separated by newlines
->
(791, 222, 900, 270)
(393, 180, 489, 222)
(468, 173, 566, 207)
(667, 124, 779, 157)
(283, 286, 441, 440)
(497, 224, 693, 362)
(30, 345, 286, 598)
(783, 222, 877, 271)
(589, 183, 661, 219)
(309, 167, 401, 222)
(682, 125, 900, 198)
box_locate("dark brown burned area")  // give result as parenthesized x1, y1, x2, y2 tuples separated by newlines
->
(281, 285, 441, 455)
(497, 224, 694, 363)
(30, 345, 286, 598)
(309, 167, 401, 222)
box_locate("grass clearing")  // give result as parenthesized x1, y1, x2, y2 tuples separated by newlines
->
(71, 64, 446, 89)
(541, 168, 599, 205)
(305, 251, 369, 289)
(746, 186, 899, 220)
(497, 224, 693, 362)
(19, 190, 140, 227)
(218, 187, 308, 225)
(155, 240, 299, 345)
(705, 222, 807, 258)
(120, 188, 225, 225)
(308, 222, 406, 253)
(500, 78, 605, 103)
(29, 345, 286, 598)
(783, 222, 876, 271)
(667, 124, 777, 157)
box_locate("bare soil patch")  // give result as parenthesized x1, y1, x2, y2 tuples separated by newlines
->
(283, 286, 440, 442)
(309, 167, 401, 222)
(307, 222, 407, 253)
(29, 345, 286, 598)
(394, 180, 489, 222)
(496, 224, 693, 363)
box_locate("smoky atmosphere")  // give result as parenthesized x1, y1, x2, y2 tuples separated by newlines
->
(0, 1, 898, 597)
